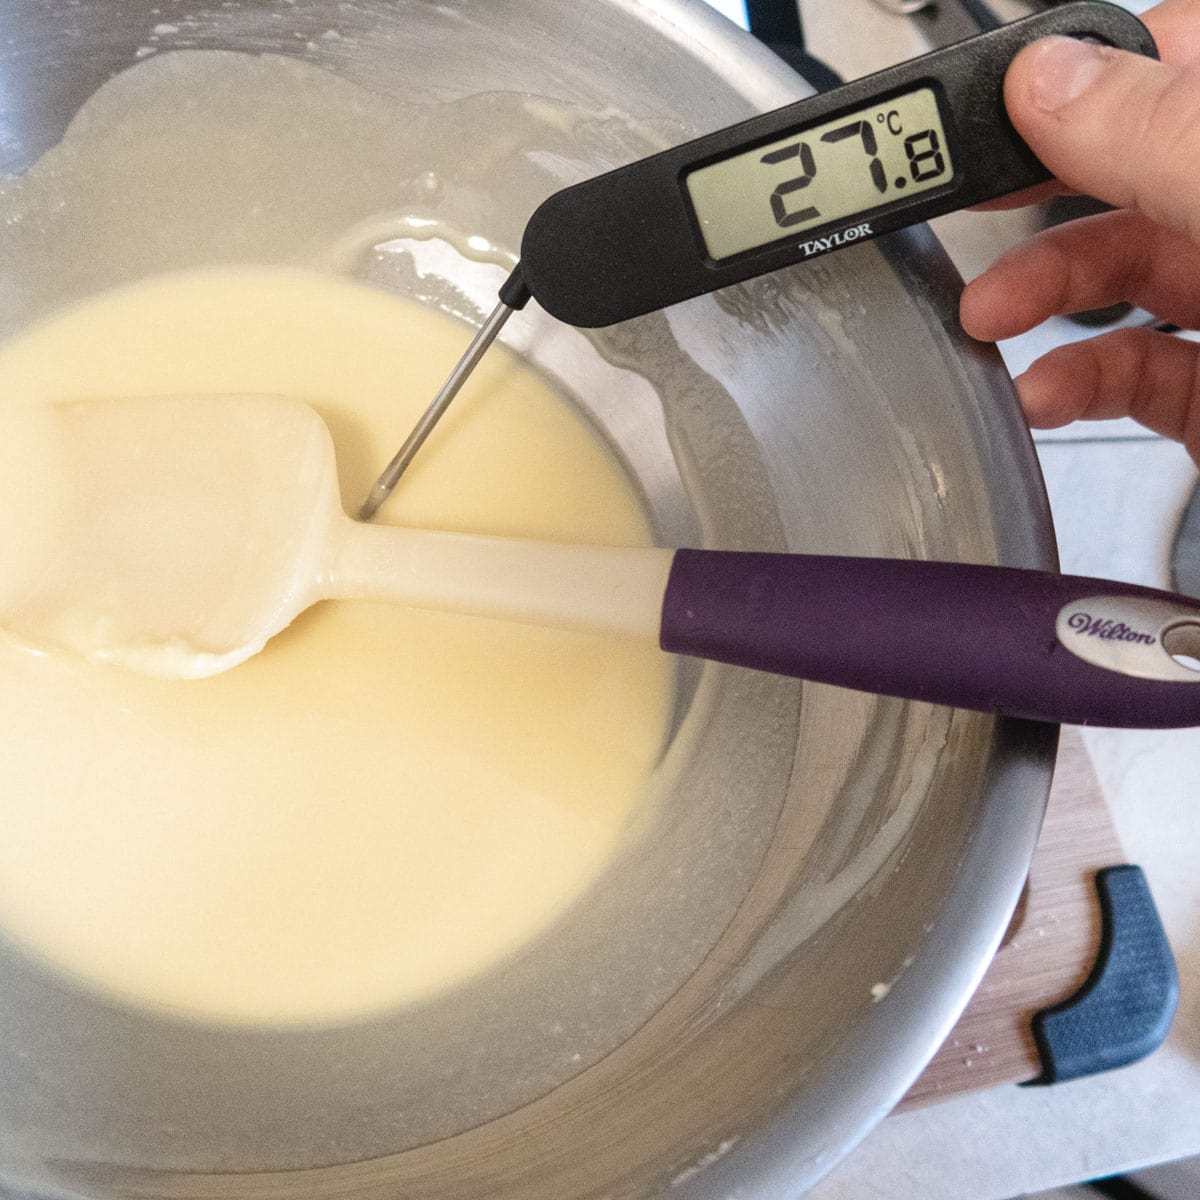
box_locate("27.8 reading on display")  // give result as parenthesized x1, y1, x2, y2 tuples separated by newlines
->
(685, 87, 954, 261)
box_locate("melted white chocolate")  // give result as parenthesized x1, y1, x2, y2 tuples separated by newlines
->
(0, 266, 673, 1025)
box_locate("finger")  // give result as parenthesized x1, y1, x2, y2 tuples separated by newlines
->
(968, 180, 1068, 213)
(973, 0, 1200, 213)
(1143, 0, 1200, 69)
(961, 208, 1200, 341)
(1016, 329, 1200, 461)
(1004, 36, 1200, 245)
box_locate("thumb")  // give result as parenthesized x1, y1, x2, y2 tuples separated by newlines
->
(1005, 35, 1200, 243)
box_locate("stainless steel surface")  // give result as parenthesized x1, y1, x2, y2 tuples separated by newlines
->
(868, 0, 933, 14)
(0, 3, 1058, 1199)
(912, 0, 1001, 46)
(359, 299, 515, 520)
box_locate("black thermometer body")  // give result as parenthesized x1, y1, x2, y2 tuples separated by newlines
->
(510, 2, 1156, 328)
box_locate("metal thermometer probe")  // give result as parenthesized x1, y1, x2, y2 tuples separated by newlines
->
(359, 1, 1155, 521)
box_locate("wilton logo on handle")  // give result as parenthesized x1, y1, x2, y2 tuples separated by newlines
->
(1067, 612, 1157, 646)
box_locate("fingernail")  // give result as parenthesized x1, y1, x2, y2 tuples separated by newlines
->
(1029, 37, 1107, 111)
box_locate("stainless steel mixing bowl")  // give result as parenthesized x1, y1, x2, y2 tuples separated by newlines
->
(0, 2, 1058, 1197)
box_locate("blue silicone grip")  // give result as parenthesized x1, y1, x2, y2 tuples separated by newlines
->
(1032, 865, 1178, 1083)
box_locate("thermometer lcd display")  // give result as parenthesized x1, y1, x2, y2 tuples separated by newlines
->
(685, 86, 955, 261)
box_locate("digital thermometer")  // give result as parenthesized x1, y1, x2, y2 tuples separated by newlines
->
(361, 1, 1156, 517)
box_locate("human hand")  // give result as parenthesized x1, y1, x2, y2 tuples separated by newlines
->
(959, 0, 1200, 463)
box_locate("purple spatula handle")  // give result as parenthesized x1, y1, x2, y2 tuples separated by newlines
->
(660, 552, 1200, 728)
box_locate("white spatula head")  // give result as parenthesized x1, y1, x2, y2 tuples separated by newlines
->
(0, 395, 340, 678)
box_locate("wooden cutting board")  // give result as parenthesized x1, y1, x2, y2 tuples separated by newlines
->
(900, 727, 1123, 1109)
